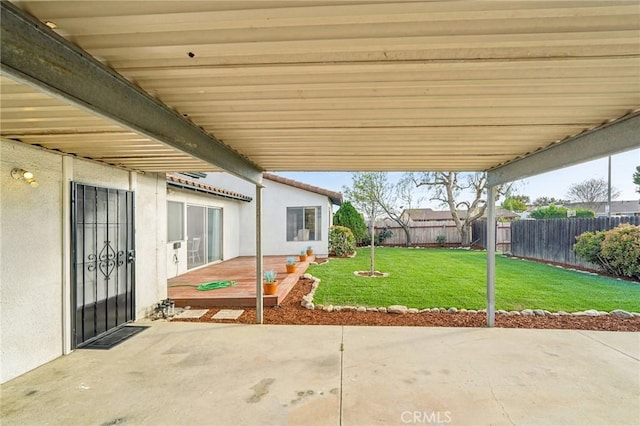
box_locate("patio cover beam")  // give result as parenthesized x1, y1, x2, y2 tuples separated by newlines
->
(487, 113, 640, 187)
(0, 1, 262, 185)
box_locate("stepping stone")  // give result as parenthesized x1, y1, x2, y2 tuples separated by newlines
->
(212, 309, 244, 320)
(175, 309, 209, 319)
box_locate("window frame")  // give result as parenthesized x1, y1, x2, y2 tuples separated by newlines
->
(286, 206, 322, 242)
(167, 201, 184, 242)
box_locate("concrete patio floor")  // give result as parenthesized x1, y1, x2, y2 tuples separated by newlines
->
(1, 322, 638, 425)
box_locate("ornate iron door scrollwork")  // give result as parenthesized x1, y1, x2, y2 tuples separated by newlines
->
(86, 241, 125, 280)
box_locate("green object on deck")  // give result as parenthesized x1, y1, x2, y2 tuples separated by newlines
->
(197, 280, 236, 291)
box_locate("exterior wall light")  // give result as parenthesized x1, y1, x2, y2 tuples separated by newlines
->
(11, 168, 39, 187)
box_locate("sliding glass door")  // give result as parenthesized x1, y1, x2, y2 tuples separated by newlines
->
(207, 208, 223, 263)
(187, 206, 205, 269)
(187, 205, 223, 269)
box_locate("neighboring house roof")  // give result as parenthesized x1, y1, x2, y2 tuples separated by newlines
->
(263, 173, 343, 205)
(166, 174, 253, 202)
(563, 200, 640, 216)
(404, 208, 456, 221)
(403, 208, 518, 222)
(373, 218, 398, 228)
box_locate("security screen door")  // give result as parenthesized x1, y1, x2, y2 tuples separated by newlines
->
(71, 183, 135, 348)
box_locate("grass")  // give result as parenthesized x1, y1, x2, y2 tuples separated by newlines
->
(308, 247, 640, 312)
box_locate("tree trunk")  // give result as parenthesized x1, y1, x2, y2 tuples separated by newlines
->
(369, 212, 375, 275)
(402, 225, 411, 247)
(460, 226, 471, 247)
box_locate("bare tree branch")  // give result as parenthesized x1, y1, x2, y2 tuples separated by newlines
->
(566, 178, 621, 212)
(407, 171, 509, 246)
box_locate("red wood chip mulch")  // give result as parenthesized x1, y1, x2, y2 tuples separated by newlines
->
(171, 278, 640, 332)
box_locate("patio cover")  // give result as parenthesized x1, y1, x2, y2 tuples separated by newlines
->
(2, 1, 639, 325)
(1, 1, 638, 180)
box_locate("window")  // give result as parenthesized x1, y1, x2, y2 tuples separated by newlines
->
(167, 201, 184, 241)
(287, 207, 321, 241)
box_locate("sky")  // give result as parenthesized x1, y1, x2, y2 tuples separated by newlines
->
(275, 148, 640, 209)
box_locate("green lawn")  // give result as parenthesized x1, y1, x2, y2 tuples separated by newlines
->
(308, 247, 640, 312)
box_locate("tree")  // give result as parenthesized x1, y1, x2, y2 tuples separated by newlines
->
(343, 173, 387, 275)
(407, 172, 510, 246)
(333, 202, 368, 245)
(509, 194, 530, 205)
(391, 175, 425, 246)
(502, 196, 527, 213)
(634, 166, 640, 200)
(344, 172, 423, 249)
(566, 178, 621, 212)
(533, 196, 567, 207)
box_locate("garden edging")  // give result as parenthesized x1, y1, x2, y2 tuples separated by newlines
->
(300, 273, 640, 319)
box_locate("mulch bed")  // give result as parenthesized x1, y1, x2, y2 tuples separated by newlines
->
(171, 278, 640, 332)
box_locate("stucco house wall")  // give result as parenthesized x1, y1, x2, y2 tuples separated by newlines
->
(1, 141, 64, 384)
(202, 173, 333, 257)
(165, 188, 243, 279)
(258, 178, 332, 256)
(1, 139, 166, 383)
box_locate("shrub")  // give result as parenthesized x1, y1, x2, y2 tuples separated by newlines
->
(333, 202, 368, 245)
(329, 225, 356, 257)
(436, 235, 446, 247)
(574, 209, 596, 218)
(601, 224, 640, 278)
(530, 204, 595, 219)
(377, 227, 393, 244)
(362, 227, 393, 246)
(574, 223, 640, 278)
(573, 230, 606, 266)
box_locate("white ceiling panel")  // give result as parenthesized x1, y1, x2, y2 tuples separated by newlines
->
(2, 1, 638, 173)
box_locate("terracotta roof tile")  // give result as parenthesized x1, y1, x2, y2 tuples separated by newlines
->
(166, 173, 252, 202)
(263, 173, 343, 205)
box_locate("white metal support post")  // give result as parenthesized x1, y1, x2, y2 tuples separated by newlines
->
(255, 185, 264, 324)
(486, 185, 496, 327)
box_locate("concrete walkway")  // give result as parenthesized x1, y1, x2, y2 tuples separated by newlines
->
(1, 322, 638, 425)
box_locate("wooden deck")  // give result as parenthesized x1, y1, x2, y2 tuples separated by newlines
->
(167, 255, 314, 308)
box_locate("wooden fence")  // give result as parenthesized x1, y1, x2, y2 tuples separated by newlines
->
(471, 221, 512, 252)
(476, 217, 640, 269)
(375, 223, 462, 245)
(376, 221, 510, 247)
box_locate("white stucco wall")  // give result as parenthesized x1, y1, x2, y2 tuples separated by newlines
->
(165, 187, 243, 279)
(259, 179, 332, 256)
(202, 173, 333, 256)
(1, 139, 166, 383)
(1, 141, 63, 384)
(134, 173, 167, 318)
